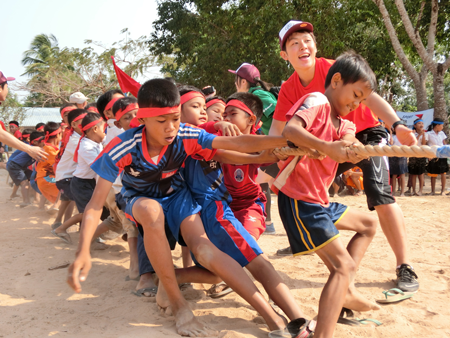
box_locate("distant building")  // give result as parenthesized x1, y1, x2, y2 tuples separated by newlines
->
(21, 107, 61, 128)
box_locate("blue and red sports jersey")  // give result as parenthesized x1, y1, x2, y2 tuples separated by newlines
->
(222, 163, 266, 210)
(182, 156, 232, 205)
(91, 124, 217, 200)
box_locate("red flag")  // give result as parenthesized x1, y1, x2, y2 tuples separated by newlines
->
(111, 56, 141, 98)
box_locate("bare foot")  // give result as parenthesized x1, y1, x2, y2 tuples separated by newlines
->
(156, 280, 172, 315)
(174, 306, 218, 337)
(136, 273, 157, 297)
(343, 287, 380, 312)
(417, 191, 422, 196)
(400, 193, 405, 197)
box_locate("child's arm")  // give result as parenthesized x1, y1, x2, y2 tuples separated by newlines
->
(67, 178, 113, 293)
(213, 149, 278, 165)
(211, 135, 287, 153)
(283, 115, 356, 163)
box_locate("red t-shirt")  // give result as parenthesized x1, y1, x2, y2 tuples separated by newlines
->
(0, 121, 6, 131)
(14, 130, 22, 140)
(274, 92, 356, 206)
(273, 58, 379, 133)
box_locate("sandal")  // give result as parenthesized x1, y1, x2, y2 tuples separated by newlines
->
(376, 288, 415, 304)
(207, 281, 234, 298)
(269, 318, 315, 338)
(51, 229, 72, 244)
(132, 287, 158, 297)
(338, 308, 382, 327)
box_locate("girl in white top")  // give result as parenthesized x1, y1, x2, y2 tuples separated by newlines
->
(426, 118, 448, 195)
(408, 119, 428, 196)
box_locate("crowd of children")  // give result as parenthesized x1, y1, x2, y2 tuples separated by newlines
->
(2, 19, 449, 338)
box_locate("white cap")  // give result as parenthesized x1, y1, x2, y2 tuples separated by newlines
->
(69, 92, 88, 104)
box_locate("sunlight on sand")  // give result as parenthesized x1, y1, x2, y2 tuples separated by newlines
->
(129, 323, 163, 327)
(66, 294, 99, 301)
(0, 293, 35, 306)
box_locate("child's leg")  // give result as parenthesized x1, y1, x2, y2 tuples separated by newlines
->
(10, 184, 19, 199)
(179, 213, 286, 331)
(20, 181, 30, 203)
(182, 246, 193, 268)
(54, 213, 83, 233)
(391, 174, 397, 194)
(334, 209, 379, 311)
(431, 176, 436, 194)
(418, 174, 424, 195)
(399, 173, 406, 196)
(64, 201, 75, 222)
(314, 239, 356, 338)
(245, 255, 305, 321)
(411, 175, 417, 194)
(133, 198, 212, 337)
(440, 173, 446, 194)
(54, 200, 71, 224)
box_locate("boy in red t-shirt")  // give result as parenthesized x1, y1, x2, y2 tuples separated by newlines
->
(275, 52, 379, 338)
(221, 92, 269, 240)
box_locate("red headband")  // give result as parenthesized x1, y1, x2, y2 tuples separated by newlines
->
(22, 133, 30, 139)
(61, 122, 68, 127)
(73, 113, 87, 124)
(9, 122, 19, 127)
(116, 103, 139, 121)
(104, 97, 120, 112)
(61, 106, 76, 119)
(137, 106, 180, 119)
(33, 136, 44, 143)
(73, 118, 104, 163)
(37, 126, 44, 131)
(129, 117, 141, 128)
(226, 99, 262, 134)
(180, 92, 205, 105)
(44, 127, 62, 142)
(206, 99, 226, 109)
(87, 106, 99, 113)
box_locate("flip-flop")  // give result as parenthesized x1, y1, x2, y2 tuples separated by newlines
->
(125, 275, 140, 281)
(269, 318, 315, 338)
(51, 222, 62, 230)
(338, 307, 382, 327)
(132, 287, 158, 297)
(207, 281, 234, 298)
(376, 288, 415, 304)
(51, 229, 72, 244)
(46, 207, 59, 215)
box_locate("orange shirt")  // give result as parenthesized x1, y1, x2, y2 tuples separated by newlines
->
(273, 57, 379, 133)
(275, 93, 356, 206)
(36, 144, 59, 179)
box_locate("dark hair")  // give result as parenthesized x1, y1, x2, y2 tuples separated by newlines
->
(59, 103, 76, 114)
(138, 79, 180, 108)
(85, 102, 97, 110)
(30, 131, 45, 143)
(412, 118, 423, 132)
(178, 85, 203, 98)
(9, 120, 19, 127)
(165, 77, 177, 85)
(226, 92, 263, 121)
(35, 122, 45, 130)
(282, 28, 316, 51)
(428, 117, 444, 131)
(81, 112, 102, 130)
(0, 82, 6, 89)
(97, 89, 124, 118)
(44, 122, 61, 140)
(235, 74, 273, 92)
(68, 109, 87, 126)
(21, 128, 35, 137)
(325, 51, 377, 91)
(112, 97, 138, 117)
(206, 96, 226, 105)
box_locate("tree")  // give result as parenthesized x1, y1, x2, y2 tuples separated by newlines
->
(16, 30, 157, 106)
(0, 90, 26, 125)
(373, 0, 450, 132)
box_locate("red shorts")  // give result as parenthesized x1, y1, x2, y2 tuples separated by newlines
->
(232, 202, 266, 240)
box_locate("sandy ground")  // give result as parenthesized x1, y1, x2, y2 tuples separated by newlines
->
(1, 168, 450, 338)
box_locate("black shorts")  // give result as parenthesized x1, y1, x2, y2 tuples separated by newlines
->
(259, 163, 280, 178)
(6, 162, 32, 186)
(70, 177, 110, 220)
(336, 126, 395, 210)
(56, 178, 75, 201)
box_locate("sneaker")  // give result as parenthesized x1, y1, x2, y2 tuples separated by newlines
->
(263, 223, 276, 235)
(396, 264, 419, 292)
(276, 246, 292, 256)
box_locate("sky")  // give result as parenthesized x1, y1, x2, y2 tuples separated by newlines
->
(1, 0, 161, 101)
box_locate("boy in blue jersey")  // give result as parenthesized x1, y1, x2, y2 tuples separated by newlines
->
(7, 131, 45, 206)
(178, 85, 314, 337)
(68, 79, 291, 337)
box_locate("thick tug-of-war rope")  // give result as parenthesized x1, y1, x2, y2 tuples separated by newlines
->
(275, 144, 450, 159)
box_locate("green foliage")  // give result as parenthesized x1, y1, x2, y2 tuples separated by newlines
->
(20, 30, 157, 107)
(0, 90, 26, 125)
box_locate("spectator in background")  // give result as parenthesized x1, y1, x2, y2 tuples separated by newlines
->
(69, 92, 88, 109)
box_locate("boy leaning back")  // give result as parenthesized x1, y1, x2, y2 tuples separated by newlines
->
(67, 79, 289, 337)
(275, 53, 379, 338)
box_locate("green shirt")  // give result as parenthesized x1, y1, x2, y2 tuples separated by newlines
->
(249, 86, 277, 135)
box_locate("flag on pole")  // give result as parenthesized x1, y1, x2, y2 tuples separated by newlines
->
(111, 56, 141, 98)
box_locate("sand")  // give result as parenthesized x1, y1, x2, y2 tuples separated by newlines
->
(1, 168, 450, 338)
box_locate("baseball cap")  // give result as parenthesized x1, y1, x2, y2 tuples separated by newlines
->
(228, 63, 260, 84)
(69, 92, 88, 104)
(0, 71, 15, 83)
(279, 20, 314, 49)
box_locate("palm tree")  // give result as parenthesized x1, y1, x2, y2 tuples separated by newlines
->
(21, 34, 60, 77)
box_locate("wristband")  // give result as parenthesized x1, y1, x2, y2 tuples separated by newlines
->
(391, 120, 407, 132)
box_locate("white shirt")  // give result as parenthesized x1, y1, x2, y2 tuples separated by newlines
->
(103, 119, 124, 146)
(427, 130, 447, 147)
(414, 131, 428, 145)
(73, 137, 103, 179)
(392, 135, 403, 146)
(56, 132, 81, 181)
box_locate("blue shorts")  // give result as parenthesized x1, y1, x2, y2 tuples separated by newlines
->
(278, 191, 348, 256)
(29, 171, 41, 194)
(124, 187, 201, 245)
(6, 162, 32, 186)
(56, 178, 75, 201)
(200, 199, 262, 267)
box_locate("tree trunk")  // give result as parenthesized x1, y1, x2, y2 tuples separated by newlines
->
(414, 73, 429, 112)
(432, 64, 448, 135)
